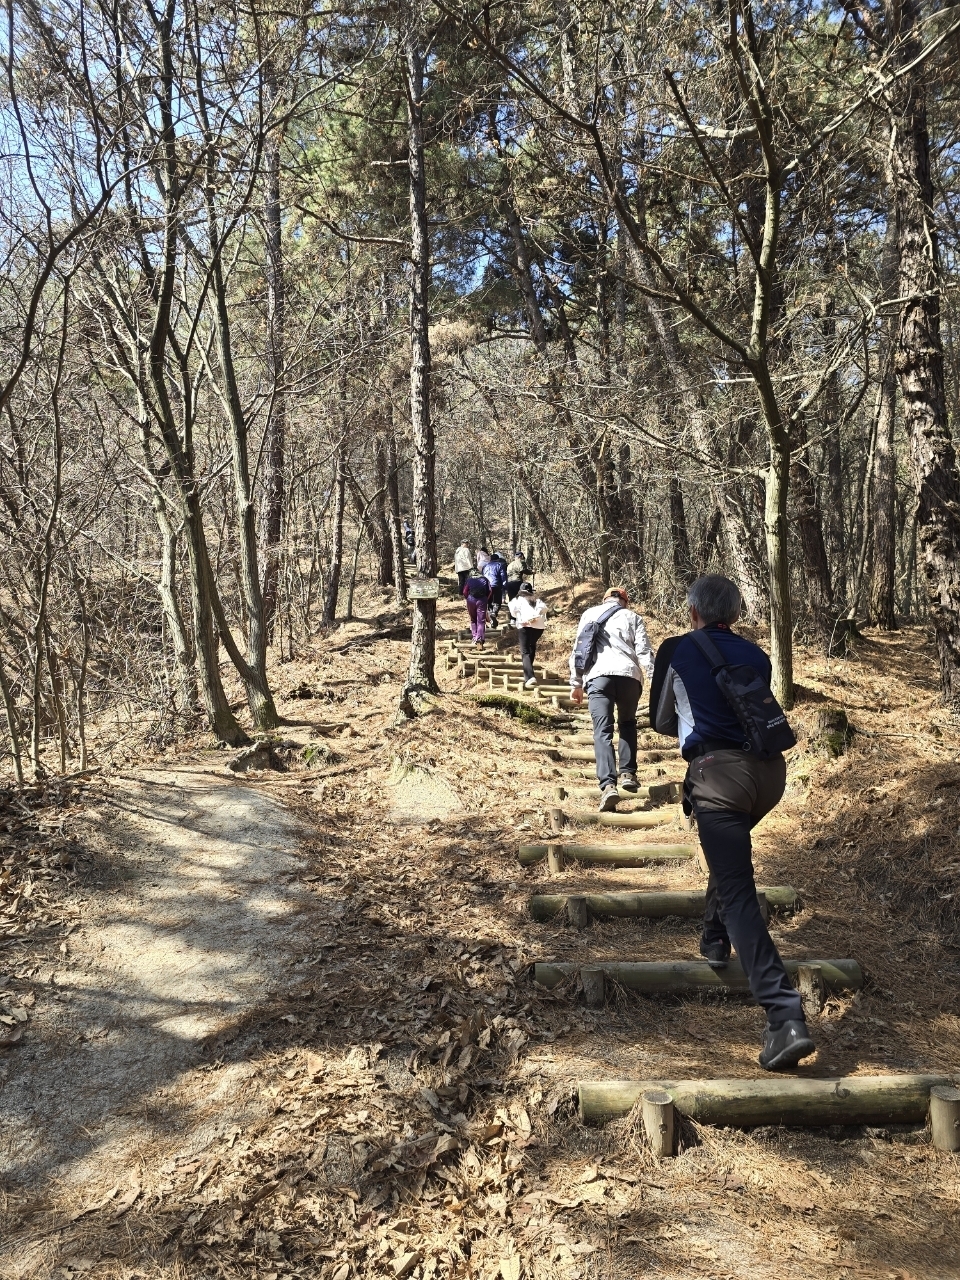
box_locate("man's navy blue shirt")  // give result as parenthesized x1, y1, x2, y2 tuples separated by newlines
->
(649, 625, 773, 759)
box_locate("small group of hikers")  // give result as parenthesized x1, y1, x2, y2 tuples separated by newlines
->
(568, 574, 812, 1073)
(454, 542, 547, 685)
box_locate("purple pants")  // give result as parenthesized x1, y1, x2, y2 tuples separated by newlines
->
(466, 596, 487, 642)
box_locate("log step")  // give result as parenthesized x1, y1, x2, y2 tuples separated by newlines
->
(554, 782, 679, 804)
(579, 1074, 952, 1128)
(519, 842, 695, 867)
(535, 957, 862, 996)
(572, 809, 680, 830)
(529, 885, 797, 921)
(546, 748, 666, 763)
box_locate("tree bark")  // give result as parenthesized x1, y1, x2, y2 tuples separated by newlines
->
(886, 0, 960, 702)
(373, 436, 393, 585)
(145, 7, 246, 745)
(668, 475, 693, 584)
(516, 466, 576, 581)
(386, 430, 408, 604)
(821, 299, 847, 605)
(259, 56, 286, 643)
(870, 214, 900, 628)
(791, 413, 835, 637)
(403, 27, 438, 699)
(323, 448, 346, 626)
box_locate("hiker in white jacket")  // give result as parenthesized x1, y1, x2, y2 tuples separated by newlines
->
(453, 541, 473, 595)
(569, 586, 655, 811)
(507, 583, 547, 687)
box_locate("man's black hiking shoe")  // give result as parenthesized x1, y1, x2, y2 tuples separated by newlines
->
(699, 939, 730, 969)
(759, 1019, 816, 1071)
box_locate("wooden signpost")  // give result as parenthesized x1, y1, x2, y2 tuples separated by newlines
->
(407, 576, 440, 599)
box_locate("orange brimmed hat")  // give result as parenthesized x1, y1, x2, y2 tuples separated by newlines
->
(604, 586, 630, 604)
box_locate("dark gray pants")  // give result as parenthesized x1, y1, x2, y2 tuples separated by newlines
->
(686, 749, 802, 1024)
(586, 675, 640, 790)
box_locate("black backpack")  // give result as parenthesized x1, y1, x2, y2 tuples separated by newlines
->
(466, 575, 490, 600)
(689, 629, 797, 759)
(573, 603, 624, 677)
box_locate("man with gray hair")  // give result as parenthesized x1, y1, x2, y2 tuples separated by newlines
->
(648, 574, 814, 1071)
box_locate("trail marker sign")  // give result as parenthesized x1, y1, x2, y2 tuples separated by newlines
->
(408, 576, 440, 599)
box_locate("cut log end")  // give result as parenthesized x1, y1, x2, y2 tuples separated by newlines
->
(580, 965, 605, 1008)
(641, 1089, 675, 1157)
(930, 1084, 960, 1152)
(566, 895, 589, 930)
(796, 962, 825, 1018)
(546, 843, 565, 874)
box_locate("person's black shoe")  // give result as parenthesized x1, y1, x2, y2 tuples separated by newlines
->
(699, 938, 731, 969)
(759, 1019, 816, 1071)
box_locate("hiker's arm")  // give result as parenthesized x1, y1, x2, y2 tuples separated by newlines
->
(633, 616, 656, 682)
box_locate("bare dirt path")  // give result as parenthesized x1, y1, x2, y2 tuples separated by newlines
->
(0, 766, 306, 1278)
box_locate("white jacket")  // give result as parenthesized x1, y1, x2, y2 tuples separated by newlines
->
(508, 596, 547, 630)
(569, 604, 655, 689)
(453, 545, 473, 572)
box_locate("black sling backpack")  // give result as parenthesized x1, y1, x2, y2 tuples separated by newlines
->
(689, 629, 797, 758)
(573, 603, 624, 678)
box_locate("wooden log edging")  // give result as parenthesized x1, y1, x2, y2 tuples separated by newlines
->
(547, 747, 661, 763)
(518, 842, 696, 867)
(576, 810, 680, 830)
(553, 782, 679, 805)
(529, 886, 797, 922)
(578, 1074, 953, 1128)
(534, 957, 862, 995)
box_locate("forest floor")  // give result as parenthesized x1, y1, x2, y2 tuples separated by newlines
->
(1, 576, 959, 1280)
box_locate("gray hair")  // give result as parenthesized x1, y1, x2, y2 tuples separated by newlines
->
(686, 574, 742, 625)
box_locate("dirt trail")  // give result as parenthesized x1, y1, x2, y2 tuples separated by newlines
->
(0, 766, 305, 1268)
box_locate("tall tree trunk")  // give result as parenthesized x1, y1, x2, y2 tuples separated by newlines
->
(154, 488, 197, 712)
(870, 217, 900, 629)
(886, 0, 960, 701)
(619, 227, 768, 618)
(196, 48, 279, 732)
(821, 299, 846, 605)
(516, 466, 576, 582)
(791, 413, 835, 637)
(373, 436, 393, 585)
(668, 475, 693, 584)
(146, 10, 247, 747)
(323, 449, 345, 626)
(259, 57, 286, 643)
(403, 26, 438, 700)
(386, 430, 408, 605)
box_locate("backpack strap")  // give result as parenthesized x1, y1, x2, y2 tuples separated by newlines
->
(598, 602, 625, 629)
(688, 628, 727, 672)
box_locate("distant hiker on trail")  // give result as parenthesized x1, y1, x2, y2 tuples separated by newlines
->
(506, 551, 527, 601)
(649, 574, 810, 1072)
(508, 582, 547, 687)
(454, 540, 473, 595)
(403, 519, 415, 563)
(569, 587, 655, 812)
(483, 551, 508, 629)
(462, 570, 491, 647)
(476, 546, 491, 571)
